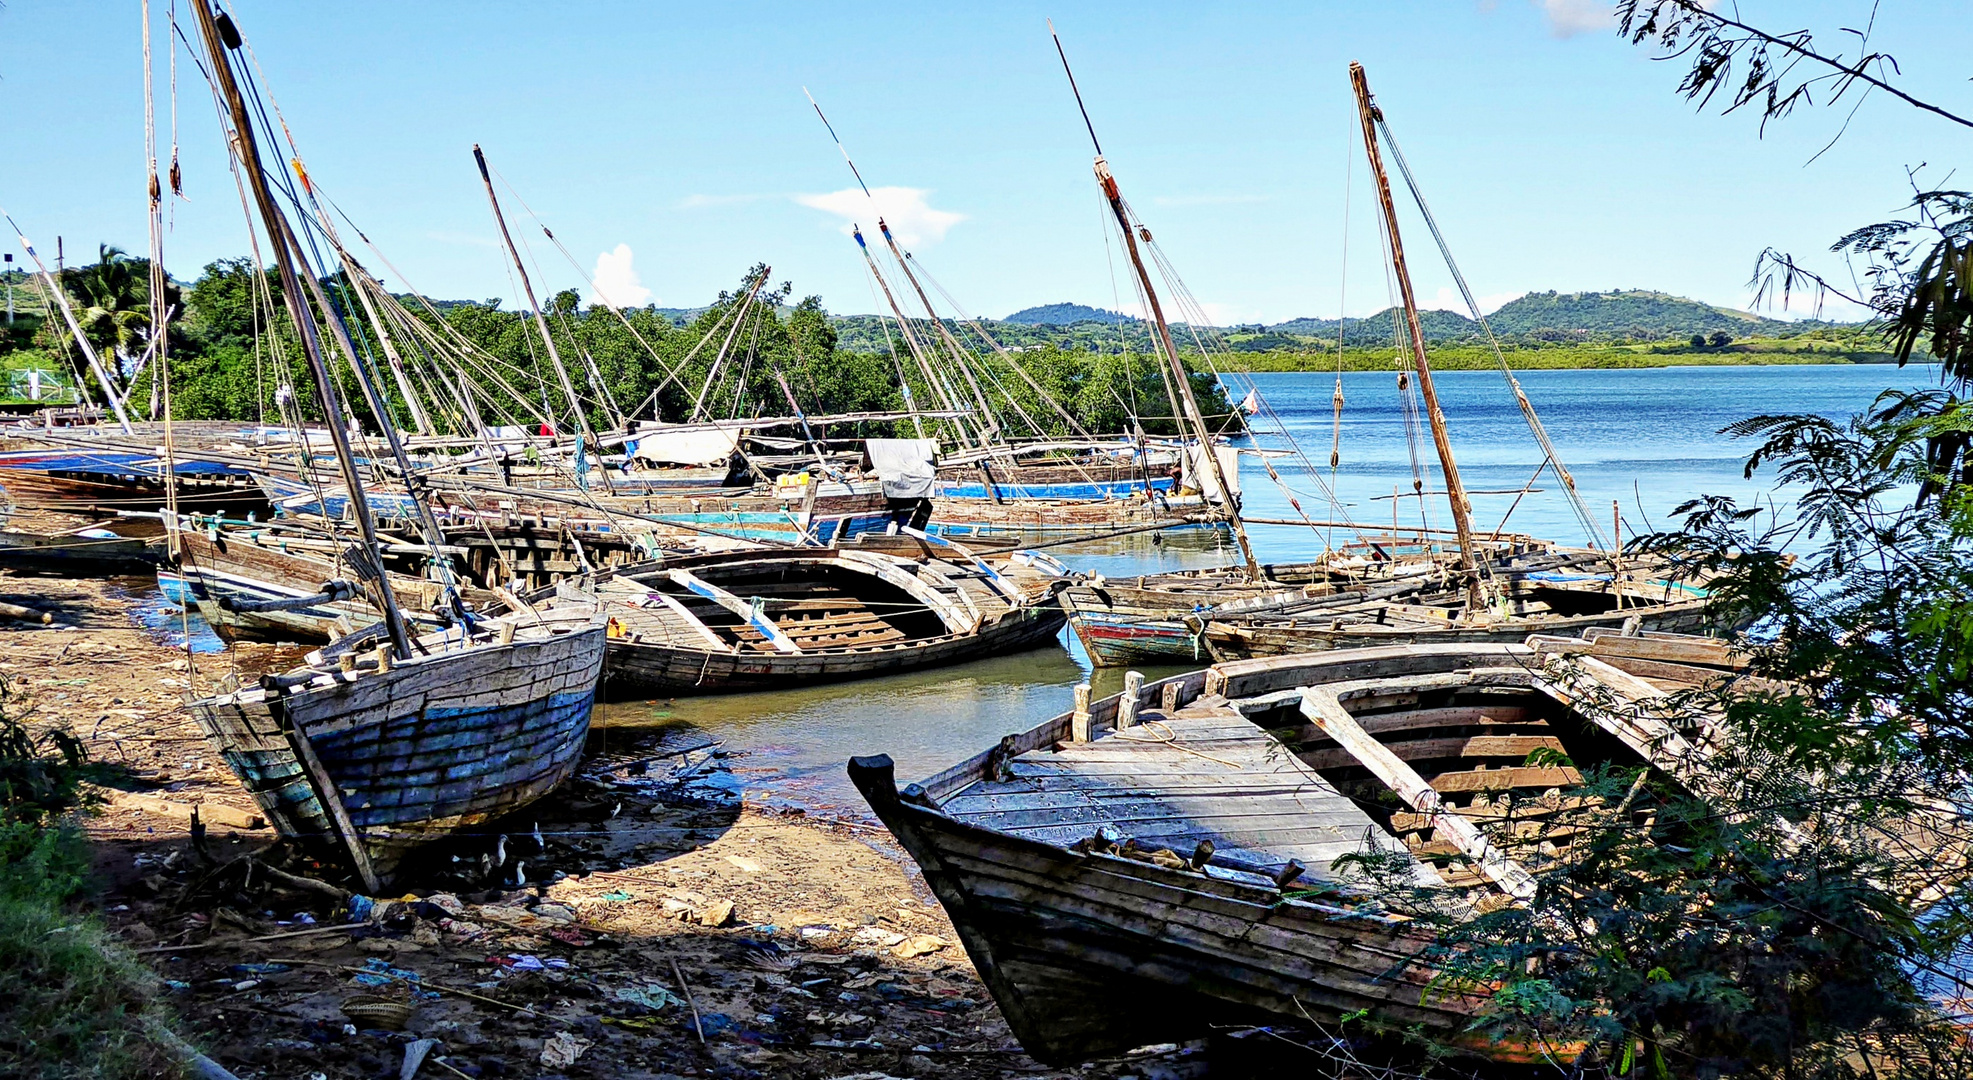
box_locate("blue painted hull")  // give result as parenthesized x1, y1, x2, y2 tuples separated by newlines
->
(933, 477, 1175, 501)
(188, 619, 607, 879)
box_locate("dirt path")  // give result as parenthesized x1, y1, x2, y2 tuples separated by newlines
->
(2, 558, 1186, 1079)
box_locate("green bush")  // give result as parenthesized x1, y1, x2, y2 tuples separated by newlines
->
(0, 686, 186, 1080)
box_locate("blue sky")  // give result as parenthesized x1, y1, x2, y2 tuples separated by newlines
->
(2, 2, 1965, 324)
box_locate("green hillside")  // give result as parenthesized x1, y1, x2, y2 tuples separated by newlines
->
(829, 288, 1863, 360)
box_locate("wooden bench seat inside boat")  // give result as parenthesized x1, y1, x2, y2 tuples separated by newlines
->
(934, 707, 1427, 887)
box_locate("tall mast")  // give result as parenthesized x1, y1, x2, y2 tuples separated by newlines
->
(1051, 24, 1258, 576)
(1350, 61, 1482, 609)
(854, 226, 974, 448)
(874, 219, 1000, 445)
(190, 1, 414, 658)
(472, 145, 613, 492)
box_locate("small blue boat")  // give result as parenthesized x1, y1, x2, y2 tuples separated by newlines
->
(186, 602, 606, 889)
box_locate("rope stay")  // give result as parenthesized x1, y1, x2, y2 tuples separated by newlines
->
(1371, 115, 1608, 551)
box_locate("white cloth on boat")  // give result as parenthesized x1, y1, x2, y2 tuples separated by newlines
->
(865, 438, 939, 499)
(628, 425, 742, 466)
(1182, 443, 1243, 502)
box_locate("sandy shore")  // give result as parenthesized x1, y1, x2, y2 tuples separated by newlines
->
(0, 559, 1193, 1079)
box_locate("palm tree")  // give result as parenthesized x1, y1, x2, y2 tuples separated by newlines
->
(61, 244, 177, 409)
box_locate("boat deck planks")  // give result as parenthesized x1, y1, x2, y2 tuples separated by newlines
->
(939, 712, 1410, 880)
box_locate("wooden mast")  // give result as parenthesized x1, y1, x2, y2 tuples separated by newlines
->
(1350, 61, 1482, 609)
(875, 219, 1001, 445)
(190, 2, 414, 660)
(1051, 24, 1258, 576)
(472, 145, 614, 492)
(855, 226, 974, 448)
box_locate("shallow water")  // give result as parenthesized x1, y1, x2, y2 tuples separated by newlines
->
(608, 364, 1946, 814)
(120, 577, 227, 654)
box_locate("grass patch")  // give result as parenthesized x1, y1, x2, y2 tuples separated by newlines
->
(0, 825, 186, 1080)
(0, 683, 187, 1080)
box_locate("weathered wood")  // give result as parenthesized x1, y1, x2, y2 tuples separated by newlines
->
(1298, 688, 1536, 899)
(0, 599, 53, 624)
(665, 568, 801, 654)
(1071, 683, 1093, 743)
(1116, 671, 1145, 729)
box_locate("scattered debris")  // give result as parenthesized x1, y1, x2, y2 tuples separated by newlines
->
(892, 934, 948, 959)
(538, 1031, 591, 1068)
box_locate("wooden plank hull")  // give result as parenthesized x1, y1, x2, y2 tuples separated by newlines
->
(187, 618, 606, 879)
(850, 756, 1468, 1064)
(851, 638, 1739, 1064)
(176, 530, 462, 643)
(602, 603, 1066, 697)
(1057, 566, 1374, 667)
(0, 528, 155, 571)
(925, 502, 1219, 541)
(0, 452, 269, 516)
(1203, 598, 1715, 661)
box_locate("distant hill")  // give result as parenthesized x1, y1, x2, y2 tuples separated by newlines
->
(1484, 290, 1794, 340)
(1232, 291, 1838, 349)
(1003, 302, 1134, 326)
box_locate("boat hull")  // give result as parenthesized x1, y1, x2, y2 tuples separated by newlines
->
(600, 604, 1067, 697)
(0, 528, 155, 571)
(849, 755, 1468, 1064)
(187, 621, 605, 878)
(1202, 599, 1715, 661)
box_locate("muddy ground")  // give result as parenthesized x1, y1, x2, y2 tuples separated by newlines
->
(1, 559, 1250, 1080)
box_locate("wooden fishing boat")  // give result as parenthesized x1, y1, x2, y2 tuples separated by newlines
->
(0, 522, 156, 571)
(187, 600, 607, 887)
(926, 496, 1218, 542)
(257, 469, 903, 548)
(849, 629, 1742, 1064)
(1200, 556, 1718, 661)
(171, 527, 458, 643)
(0, 447, 268, 515)
(178, 0, 614, 892)
(1055, 534, 1546, 666)
(555, 537, 1070, 698)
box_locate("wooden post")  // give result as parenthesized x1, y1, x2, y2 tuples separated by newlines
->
(498, 620, 517, 645)
(1161, 680, 1184, 716)
(1071, 683, 1093, 743)
(1117, 671, 1145, 728)
(373, 643, 393, 674)
(1204, 668, 1228, 698)
(1611, 500, 1627, 610)
(1351, 62, 1482, 611)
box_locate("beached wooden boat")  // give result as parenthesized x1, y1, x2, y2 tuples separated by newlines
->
(0, 447, 269, 516)
(187, 601, 606, 887)
(1054, 535, 1542, 666)
(180, 0, 614, 892)
(169, 520, 530, 642)
(1200, 557, 1717, 661)
(851, 629, 1741, 1064)
(0, 522, 156, 571)
(556, 538, 1070, 698)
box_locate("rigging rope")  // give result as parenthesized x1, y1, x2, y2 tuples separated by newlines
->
(1372, 116, 1607, 551)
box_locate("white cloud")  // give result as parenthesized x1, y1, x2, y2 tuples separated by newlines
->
(1426, 287, 1524, 316)
(1534, 0, 1614, 38)
(793, 186, 965, 247)
(591, 243, 653, 308)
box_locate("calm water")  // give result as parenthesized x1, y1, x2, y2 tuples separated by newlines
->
(606, 363, 1942, 815)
